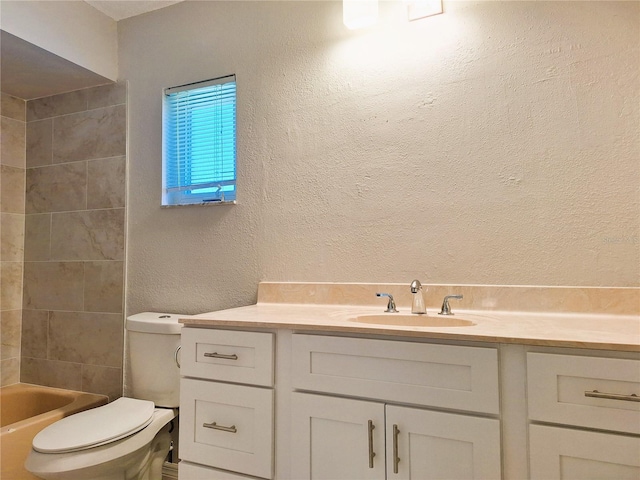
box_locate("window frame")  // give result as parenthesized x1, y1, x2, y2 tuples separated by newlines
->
(162, 74, 237, 207)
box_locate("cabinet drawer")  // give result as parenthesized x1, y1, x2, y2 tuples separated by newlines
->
(179, 379, 273, 479)
(530, 424, 640, 479)
(527, 352, 640, 434)
(179, 461, 262, 480)
(292, 334, 499, 414)
(181, 328, 274, 386)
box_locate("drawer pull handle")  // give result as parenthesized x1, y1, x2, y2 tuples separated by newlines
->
(585, 390, 640, 402)
(203, 422, 238, 433)
(392, 424, 400, 474)
(367, 420, 376, 468)
(204, 352, 238, 360)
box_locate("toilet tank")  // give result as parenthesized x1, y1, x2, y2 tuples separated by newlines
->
(126, 312, 183, 408)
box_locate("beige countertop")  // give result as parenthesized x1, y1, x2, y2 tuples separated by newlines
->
(183, 303, 640, 352)
(181, 282, 640, 352)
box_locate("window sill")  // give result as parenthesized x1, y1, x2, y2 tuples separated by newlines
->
(161, 200, 237, 208)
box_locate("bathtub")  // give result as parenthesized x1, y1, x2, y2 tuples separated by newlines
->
(0, 383, 107, 480)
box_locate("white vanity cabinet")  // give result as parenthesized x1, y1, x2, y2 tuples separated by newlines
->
(527, 352, 640, 479)
(179, 328, 275, 479)
(290, 334, 502, 480)
(176, 320, 640, 480)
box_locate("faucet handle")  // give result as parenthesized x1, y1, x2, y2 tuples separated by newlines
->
(439, 294, 463, 315)
(376, 293, 399, 313)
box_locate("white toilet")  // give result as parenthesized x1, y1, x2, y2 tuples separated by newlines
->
(26, 313, 183, 480)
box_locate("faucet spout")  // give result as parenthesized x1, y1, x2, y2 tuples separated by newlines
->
(410, 280, 426, 314)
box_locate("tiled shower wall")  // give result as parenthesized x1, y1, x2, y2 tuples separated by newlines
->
(21, 83, 127, 399)
(0, 93, 26, 386)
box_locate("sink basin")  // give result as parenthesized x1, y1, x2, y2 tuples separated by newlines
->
(350, 314, 476, 327)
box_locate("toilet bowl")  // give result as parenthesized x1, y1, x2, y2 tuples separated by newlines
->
(25, 405, 176, 480)
(25, 313, 184, 480)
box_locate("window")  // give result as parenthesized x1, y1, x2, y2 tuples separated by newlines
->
(162, 75, 236, 206)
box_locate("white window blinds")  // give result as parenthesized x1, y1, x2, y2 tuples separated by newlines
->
(163, 75, 236, 205)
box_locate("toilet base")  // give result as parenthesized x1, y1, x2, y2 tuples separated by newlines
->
(133, 428, 171, 480)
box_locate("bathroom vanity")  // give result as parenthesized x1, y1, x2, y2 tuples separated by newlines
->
(177, 282, 640, 480)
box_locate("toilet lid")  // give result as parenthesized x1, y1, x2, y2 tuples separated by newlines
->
(33, 397, 155, 453)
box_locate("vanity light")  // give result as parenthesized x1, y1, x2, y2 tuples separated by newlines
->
(343, 0, 378, 30)
(405, 0, 443, 21)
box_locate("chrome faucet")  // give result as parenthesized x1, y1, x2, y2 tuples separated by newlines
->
(376, 293, 399, 313)
(410, 280, 426, 314)
(439, 294, 463, 315)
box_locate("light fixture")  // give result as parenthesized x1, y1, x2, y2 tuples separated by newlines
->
(405, 0, 443, 21)
(343, 0, 378, 30)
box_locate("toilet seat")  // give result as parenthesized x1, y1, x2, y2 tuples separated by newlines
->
(33, 398, 155, 453)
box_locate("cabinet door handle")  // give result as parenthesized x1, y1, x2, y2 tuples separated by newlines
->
(585, 390, 640, 402)
(392, 424, 400, 474)
(204, 352, 238, 360)
(203, 421, 237, 433)
(367, 420, 376, 468)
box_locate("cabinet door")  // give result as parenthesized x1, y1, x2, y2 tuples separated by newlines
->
(290, 393, 385, 480)
(386, 405, 501, 480)
(530, 424, 640, 480)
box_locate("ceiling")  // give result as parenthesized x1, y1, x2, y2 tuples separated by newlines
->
(0, 31, 111, 100)
(1, 1, 185, 100)
(84, 1, 185, 21)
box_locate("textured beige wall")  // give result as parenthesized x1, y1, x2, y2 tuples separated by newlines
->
(120, 1, 639, 315)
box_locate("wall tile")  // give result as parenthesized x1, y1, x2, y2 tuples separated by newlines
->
(1, 357, 20, 386)
(25, 162, 87, 214)
(1, 116, 26, 168)
(1, 93, 26, 122)
(87, 156, 126, 209)
(20, 357, 82, 390)
(1, 213, 25, 262)
(50, 209, 125, 261)
(52, 105, 126, 163)
(82, 364, 123, 400)
(26, 90, 87, 122)
(19, 83, 126, 394)
(0, 165, 25, 214)
(24, 213, 51, 261)
(23, 261, 84, 311)
(26, 119, 53, 167)
(86, 83, 126, 110)
(1, 92, 24, 383)
(84, 261, 124, 313)
(21, 309, 48, 359)
(0, 309, 22, 360)
(0, 262, 23, 310)
(49, 311, 123, 368)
